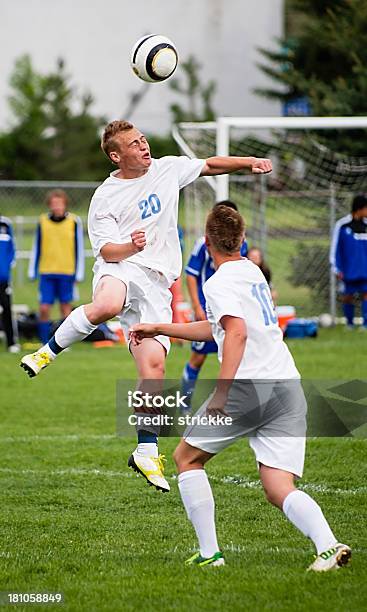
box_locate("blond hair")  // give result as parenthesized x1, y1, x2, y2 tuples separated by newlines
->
(206, 205, 245, 254)
(101, 120, 134, 160)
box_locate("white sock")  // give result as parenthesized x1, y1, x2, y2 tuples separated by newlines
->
(52, 306, 97, 350)
(136, 443, 158, 458)
(38, 344, 57, 359)
(178, 469, 219, 558)
(283, 490, 337, 554)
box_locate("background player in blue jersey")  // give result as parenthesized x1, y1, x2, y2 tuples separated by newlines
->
(181, 201, 247, 409)
(330, 194, 367, 329)
(0, 215, 19, 352)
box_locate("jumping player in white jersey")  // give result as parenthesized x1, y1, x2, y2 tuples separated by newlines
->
(20, 120, 272, 493)
(130, 205, 351, 571)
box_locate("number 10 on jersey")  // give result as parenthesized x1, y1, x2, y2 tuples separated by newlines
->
(252, 282, 277, 326)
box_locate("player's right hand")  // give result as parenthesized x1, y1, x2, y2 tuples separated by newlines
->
(131, 229, 146, 252)
(129, 323, 158, 346)
(251, 158, 272, 174)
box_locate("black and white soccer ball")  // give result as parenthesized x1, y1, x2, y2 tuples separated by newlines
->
(131, 34, 178, 83)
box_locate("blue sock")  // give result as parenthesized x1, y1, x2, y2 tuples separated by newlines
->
(48, 335, 64, 355)
(38, 321, 51, 344)
(362, 300, 367, 327)
(343, 303, 355, 327)
(138, 430, 158, 444)
(181, 363, 200, 407)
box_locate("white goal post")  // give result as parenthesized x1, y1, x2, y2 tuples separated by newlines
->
(172, 117, 367, 322)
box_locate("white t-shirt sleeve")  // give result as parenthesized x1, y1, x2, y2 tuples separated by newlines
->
(204, 281, 244, 325)
(174, 156, 206, 189)
(88, 197, 124, 257)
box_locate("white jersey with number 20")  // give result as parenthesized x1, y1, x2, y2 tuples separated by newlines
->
(88, 156, 205, 284)
(203, 259, 300, 380)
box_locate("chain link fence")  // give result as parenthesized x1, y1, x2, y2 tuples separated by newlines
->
(0, 181, 98, 290)
(0, 175, 363, 318)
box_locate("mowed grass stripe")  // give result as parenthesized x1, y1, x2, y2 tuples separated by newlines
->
(1, 467, 367, 496)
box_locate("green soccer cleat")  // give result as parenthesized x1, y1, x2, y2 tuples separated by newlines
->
(307, 543, 351, 572)
(185, 551, 225, 567)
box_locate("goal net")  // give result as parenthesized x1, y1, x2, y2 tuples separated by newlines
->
(173, 117, 367, 320)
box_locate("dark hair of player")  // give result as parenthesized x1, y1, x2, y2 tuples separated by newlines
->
(352, 194, 367, 213)
(213, 200, 238, 212)
(206, 205, 245, 255)
(101, 120, 134, 160)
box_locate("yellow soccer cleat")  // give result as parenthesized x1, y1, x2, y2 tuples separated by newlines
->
(20, 351, 52, 378)
(128, 451, 170, 492)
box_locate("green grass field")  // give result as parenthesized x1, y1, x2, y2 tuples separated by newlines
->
(0, 328, 366, 611)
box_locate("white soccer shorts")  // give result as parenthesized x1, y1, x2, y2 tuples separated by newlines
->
(184, 380, 307, 478)
(92, 260, 173, 354)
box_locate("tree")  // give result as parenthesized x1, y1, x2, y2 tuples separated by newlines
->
(169, 56, 216, 123)
(288, 242, 330, 309)
(0, 55, 110, 180)
(256, 0, 367, 154)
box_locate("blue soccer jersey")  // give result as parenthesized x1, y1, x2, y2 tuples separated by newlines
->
(0, 216, 16, 282)
(330, 214, 367, 281)
(185, 236, 248, 308)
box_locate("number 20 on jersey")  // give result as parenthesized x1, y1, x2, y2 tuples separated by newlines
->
(138, 194, 161, 220)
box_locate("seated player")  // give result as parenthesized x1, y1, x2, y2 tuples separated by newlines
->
(330, 194, 367, 329)
(130, 205, 351, 572)
(181, 200, 247, 410)
(28, 189, 85, 344)
(21, 120, 272, 494)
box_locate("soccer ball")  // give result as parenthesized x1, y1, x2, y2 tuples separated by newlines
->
(131, 34, 178, 83)
(318, 313, 333, 328)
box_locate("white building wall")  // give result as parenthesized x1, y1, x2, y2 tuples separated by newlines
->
(0, 0, 284, 133)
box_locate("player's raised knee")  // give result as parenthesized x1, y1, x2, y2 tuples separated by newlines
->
(91, 300, 122, 322)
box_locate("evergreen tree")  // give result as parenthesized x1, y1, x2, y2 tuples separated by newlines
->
(169, 56, 216, 123)
(256, 0, 367, 154)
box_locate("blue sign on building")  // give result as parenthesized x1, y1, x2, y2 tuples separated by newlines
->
(283, 97, 312, 117)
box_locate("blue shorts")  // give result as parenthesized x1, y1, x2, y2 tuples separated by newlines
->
(39, 274, 75, 305)
(191, 340, 218, 355)
(342, 279, 367, 296)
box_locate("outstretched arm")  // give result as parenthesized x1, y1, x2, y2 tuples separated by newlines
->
(129, 320, 213, 345)
(201, 156, 272, 176)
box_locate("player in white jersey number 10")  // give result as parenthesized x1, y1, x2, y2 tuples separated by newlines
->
(20, 120, 272, 493)
(130, 205, 351, 571)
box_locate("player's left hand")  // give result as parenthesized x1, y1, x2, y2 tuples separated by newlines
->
(129, 323, 158, 346)
(206, 391, 229, 417)
(251, 158, 272, 174)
